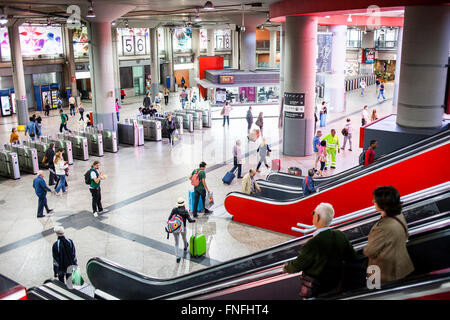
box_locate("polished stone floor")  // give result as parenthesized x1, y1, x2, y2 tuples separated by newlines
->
(0, 82, 396, 289)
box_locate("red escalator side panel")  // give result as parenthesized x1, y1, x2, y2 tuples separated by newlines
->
(225, 143, 450, 236)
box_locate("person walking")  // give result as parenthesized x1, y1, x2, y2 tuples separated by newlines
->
(10, 128, 19, 144)
(164, 87, 169, 105)
(179, 89, 187, 109)
(256, 137, 272, 173)
(361, 105, 369, 126)
(25, 116, 37, 141)
(45, 143, 57, 186)
(164, 113, 177, 145)
(364, 140, 377, 166)
(377, 80, 386, 101)
(341, 118, 353, 151)
(360, 78, 366, 96)
(44, 99, 51, 116)
(52, 226, 78, 286)
(313, 130, 322, 171)
(57, 96, 63, 111)
(322, 129, 340, 169)
(115, 98, 121, 122)
(88, 160, 108, 217)
(143, 92, 152, 109)
(120, 89, 126, 101)
(189, 161, 213, 218)
(255, 112, 264, 136)
(78, 102, 85, 121)
(168, 198, 197, 263)
(69, 95, 76, 116)
(375, 78, 381, 95)
(33, 170, 54, 218)
(317, 140, 327, 177)
(222, 101, 232, 126)
(181, 76, 186, 89)
(59, 109, 72, 133)
(319, 102, 327, 127)
(246, 106, 254, 134)
(35, 113, 43, 139)
(230, 140, 243, 179)
(241, 169, 261, 195)
(54, 150, 68, 195)
(371, 109, 378, 122)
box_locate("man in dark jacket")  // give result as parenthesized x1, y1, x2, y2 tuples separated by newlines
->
(283, 203, 356, 298)
(52, 226, 77, 285)
(302, 169, 319, 196)
(45, 143, 56, 186)
(246, 106, 253, 133)
(143, 93, 152, 109)
(33, 170, 54, 218)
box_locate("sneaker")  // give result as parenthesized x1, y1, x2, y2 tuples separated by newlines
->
(93, 212, 98, 217)
(176, 257, 181, 263)
(184, 243, 189, 251)
(265, 164, 270, 169)
(47, 209, 54, 214)
(193, 213, 198, 218)
(99, 209, 109, 214)
(37, 215, 46, 218)
(341, 147, 345, 150)
(331, 166, 336, 169)
(349, 149, 352, 151)
(204, 209, 213, 215)
(324, 167, 327, 170)
(256, 169, 261, 173)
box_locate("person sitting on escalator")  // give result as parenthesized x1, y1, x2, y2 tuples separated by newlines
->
(282, 203, 356, 299)
(302, 169, 319, 196)
(364, 186, 414, 284)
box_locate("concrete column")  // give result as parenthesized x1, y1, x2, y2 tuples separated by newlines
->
(62, 27, 78, 105)
(231, 29, 240, 69)
(165, 28, 176, 92)
(111, 27, 121, 104)
(282, 16, 318, 156)
(327, 25, 347, 113)
(150, 28, 160, 99)
(392, 27, 403, 110)
(397, 6, 450, 128)
(279, 22, 285, 127)
(207, 28, 215, 56)
(191, 28, 200, 86)
(8, 22, 28, 125)
(269, 29, 277, 68)
(360, 30, 374, 74)
(87, 22, 117, 131)
(240, 24, 257, 71)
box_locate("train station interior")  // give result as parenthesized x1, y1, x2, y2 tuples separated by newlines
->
(0, 0, 449, 306)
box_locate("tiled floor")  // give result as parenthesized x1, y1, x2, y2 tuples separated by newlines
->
(0, 82, 396, 289)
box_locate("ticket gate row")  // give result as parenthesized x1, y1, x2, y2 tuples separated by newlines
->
(176, 109, 203, 130)
(51, 134, 89, 162)
(23, 140, 51, 169)
(118, 121, 144, 147)
(0, 150, 20, 179)
(73, 130, 104, 157)
(3, 144, 39, 175)
(40, 136, 75, 164)
(171, 112, 194, 133)
(184, 108, 212, 128)
(345, 74, 377, 92)
(151, 115, 184, 139)
(137, 119, 162, 141)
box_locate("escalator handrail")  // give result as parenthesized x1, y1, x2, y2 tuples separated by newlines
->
(224, 134, 449, 205)
(158, 217, 450, 300)
(266, 129, 450, 185)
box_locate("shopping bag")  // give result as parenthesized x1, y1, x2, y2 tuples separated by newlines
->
(205, 192, 214, 209)
(72, 267, 84, 286)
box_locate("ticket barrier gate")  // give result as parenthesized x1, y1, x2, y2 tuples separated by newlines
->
(185, 108, 211, 128)
(96, 129, 118, 153)
(183, 110, 203, 130)
(23, 140, 50, 169)
(54, 134, 88, 161)
(173, 112, 194, 133)
(0, 150, 20, 179)
(4, 144, 39, 174)
(41, 136, 75, 164)
(118, 121, 144, 147)
(74, 130, 104, 157)
(138, 119, 162, 141)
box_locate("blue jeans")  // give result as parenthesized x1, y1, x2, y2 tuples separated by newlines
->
(116, 112, 120, 122)
(55, 174, 66, 193)
(37, 196, 50, 217)
(320, 114, 326, 127)
(181, 99, 186, 108)
(223, 116, 230, 126)
(378, 91, 386, 100)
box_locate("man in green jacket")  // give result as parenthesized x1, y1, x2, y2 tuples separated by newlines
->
(59, 109, 72, 134)
(283, 203, 356, 297)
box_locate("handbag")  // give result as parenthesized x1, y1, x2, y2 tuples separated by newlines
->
(72, 267, 84, 286)
(341, 128, 348, 136)
(42, 155, 48, 166)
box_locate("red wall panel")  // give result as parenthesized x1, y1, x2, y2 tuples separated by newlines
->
(198, 56, 224, 99)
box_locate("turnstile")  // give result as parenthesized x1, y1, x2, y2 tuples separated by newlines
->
(98, 129, 118, 153)
(184, 110, 203, 130)
(42, 136, 75, 164)
(74, 130, 104, 157)
(23, 140, 50, 169)
(118, 121, 144, 146)
(4, 144, 39, 174)
(138, 119, 162, 141)
(174, 112, 194, 133)
(187, 108, 211, 128)
(55, 134, 88, 161)
(0, 150, 20, 179)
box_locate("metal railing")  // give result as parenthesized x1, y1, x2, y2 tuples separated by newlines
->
(291, 182, 450, 234)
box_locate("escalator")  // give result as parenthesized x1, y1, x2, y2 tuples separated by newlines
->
(86, 183, 450, 300)
(225, 130, 450, 236)
(27, 279, 95, 300)
(160, 216, 450, 300)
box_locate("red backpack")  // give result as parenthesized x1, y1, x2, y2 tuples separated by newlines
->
(191, 169, 201, 187)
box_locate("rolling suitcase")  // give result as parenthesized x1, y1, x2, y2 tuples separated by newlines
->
(189, 233, 206, 258)
(222, 171, 235, 185)
(188, 190, 204, 212)
(272, 159, 281, 171)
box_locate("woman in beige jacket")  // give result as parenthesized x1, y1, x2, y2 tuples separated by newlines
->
(364, 186, 414, 283)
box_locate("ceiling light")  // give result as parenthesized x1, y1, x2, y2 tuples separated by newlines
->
(86, 1, 96, 18)
(111, 20, 116, 26)
(203, 1, 215, 10)
(347, 14, 352, 23)
(194, 9, 201, 22)
(0, 16, 8, 25)
(325, 16, 330, 19)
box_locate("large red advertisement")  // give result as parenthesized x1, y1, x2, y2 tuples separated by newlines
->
(198, 56, 224, 99)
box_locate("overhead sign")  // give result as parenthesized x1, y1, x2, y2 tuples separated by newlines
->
(219, 75, 234, 84)
(284, 92, 305, 119)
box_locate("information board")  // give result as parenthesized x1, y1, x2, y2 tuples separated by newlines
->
(284, 92, 305, 119)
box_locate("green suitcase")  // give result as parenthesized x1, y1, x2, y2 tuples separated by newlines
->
(189, 234, 206, 258)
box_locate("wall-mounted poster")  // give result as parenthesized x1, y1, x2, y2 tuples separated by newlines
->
(363, 48, 376, 64)
(73, 26, 89, 58)
(19, 25, 63, 57)
(345, 60, 359, 75)
(173, 28, 192, 52)
(316, 33, 332, 73)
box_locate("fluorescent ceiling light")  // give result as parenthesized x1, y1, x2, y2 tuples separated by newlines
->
(347, 14, 352, 22)
(0, 16, 8, 25)
(203, 1, 215, 10)
(86, 1, 96, 18)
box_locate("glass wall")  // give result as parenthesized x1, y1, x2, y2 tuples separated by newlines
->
(132, 65, 145, 95)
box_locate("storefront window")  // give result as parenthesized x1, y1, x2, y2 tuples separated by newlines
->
(257, 86, 279, 103)
(347, 28, 361, 48)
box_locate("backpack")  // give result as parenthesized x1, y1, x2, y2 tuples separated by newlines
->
(84, 169, 92, 185)
(359, 149, 368, 166)
(165, 214, 184, 239)
(341, 128, 348, 136)
(191, 169, 201, 187)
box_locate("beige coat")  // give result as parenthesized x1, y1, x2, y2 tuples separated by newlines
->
(363, 213, 414, 283)
(241, 173, 259, 195)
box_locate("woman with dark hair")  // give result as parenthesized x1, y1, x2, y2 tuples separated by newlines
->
(364, 186, 414, 284)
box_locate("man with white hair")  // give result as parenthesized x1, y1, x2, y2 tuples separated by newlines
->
(52, 226, 77, 285)
(283, 203, 356, 298)
(33, 170, 54, 218)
